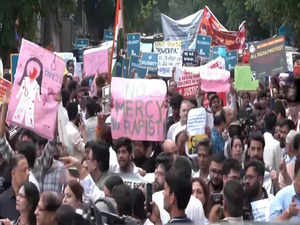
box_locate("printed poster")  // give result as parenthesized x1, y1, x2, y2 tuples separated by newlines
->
(111, 77, 167, 141)
(140, 52, 158, 70)
(249, 36, 288, 79)
(186, 108, 207, 157)
(127, 33, 141, 58)
(83, 46, 109, 77)
(196, 35, 211, 58)
(6, 39, 65, 140)
(154, 40, 182, 77)
(129, 55, 147, 79)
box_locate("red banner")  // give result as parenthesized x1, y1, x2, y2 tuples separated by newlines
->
(199, 6, 246, 53)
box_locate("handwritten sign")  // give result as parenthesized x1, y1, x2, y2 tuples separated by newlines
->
(234, 65, 259, 91)
(111, 78, 167, 141)
(154, 41, 182, 77)
(0, 78, 12, 103)
(196, 35, 211, 58)
(186, 108, 207, 157)
(6, 39, 65, 140)
(83, 46, 109, 77)
(127, 33, 141, 57)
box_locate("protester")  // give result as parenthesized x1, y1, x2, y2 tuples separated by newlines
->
(62, 179, 83, 209)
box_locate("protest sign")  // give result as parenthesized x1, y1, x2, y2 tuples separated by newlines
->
(249, 36, 287, 79)
(199, 6, 246, 52)
(161, 10, 203, 50)
(234, 65, 259, 91)
(75, 39, 89, 49)
(154, 41, 182, 77)
(6, 39, 65, 140)
(226, 50, 238, 71)
(111, 77, 167, 141)
(140, 52, 158, 70)
(186, 108, 207, 157)
(176, 57, 229, 97)
(83, 46, 109, 77)
(140, 42, 153, 53)
(196, 35, 211, 58)
(104, 29, 113, 41)
(182, 50, 197, 66)
(0, 78, 12, 103)
(54, 52, 76, 65)
(10, 54, 19, 82)
(129, 55, 147, 79)
(127, 33, 141, 57)
(212, 46, 227, 60)
(122, 58, 129, 78)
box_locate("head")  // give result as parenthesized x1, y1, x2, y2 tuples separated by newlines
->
(87, 141, 110, 173)
(230, 136, 244, 162)
(133, 141, 150, 160)
(223, 180, 245, 217)
(240, 92, 251, 108)
(19, 57, 43, 94)
(163, 169, 192, 213)
(62, 180, 83, 209)
(286, 130, 297, 158)
(243, 160, 265, 200)
(66, 60, 74, 75)
(16, 182, 39, 225)
(35, 191, 61, 225)
(274, 123, 281, 141)
(209, 95, 222, 114)
(131, 188, 147, 221)
(17, 141, 36, 169)
(85, 98, 97, 119)
(66, 102, 79, 122)
(264, 111, 277, 133)
(168, 79, 178, 96)
(223, 106, 234, 126)
(179, 99, 196, 124)
(209, 153, 225, 189)
(197, 138, 212, 171)
(222, 158, 242, 187)
(273, 100, 286, 122)
(294, 133, 300, 158)
(115, 138, 132, 171)
(248, 134, 265, 161)
(162, 140, 179, 158)
(112, 184, 132, 216)
(169, 94, 183, 122)
(279, 119, 295, 148)
(19, 129, 38, 144)
(153, 153, 173, 192)
(192, 178, 209, 210)
(104, 175, 124, 197)
(175, 130, 188, 155)
(10, 154, 29, 192)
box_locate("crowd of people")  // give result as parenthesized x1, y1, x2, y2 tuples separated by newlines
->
(0, 54, 299, 225)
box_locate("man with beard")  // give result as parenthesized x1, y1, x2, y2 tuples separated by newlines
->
(279, 119, 295, 149)
(132, 141, 155, 173)
(208, 153, 225, 194)
(247, 134, 278, 195)
(243, 160, 274, 221)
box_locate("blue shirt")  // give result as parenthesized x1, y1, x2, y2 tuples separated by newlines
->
(270, 184, 300, 221)
(211, 127, 224, 154)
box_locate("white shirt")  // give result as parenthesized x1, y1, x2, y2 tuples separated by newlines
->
(84, 116, 97, 142)
(109, 146, 119, 172)
(167, 121, 185, 140)
(263, 132, 281, 172)
(64, 121, 85, 160)
(57, 102, 69, 146)
(152, 190, 205, 225)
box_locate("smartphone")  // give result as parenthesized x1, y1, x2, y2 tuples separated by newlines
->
(146, 183, 152, 212)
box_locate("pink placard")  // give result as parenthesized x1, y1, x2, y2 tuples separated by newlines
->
(111, 77, 167, 141)
(6, 39, 65, 140)
(84, 47, 108, 77)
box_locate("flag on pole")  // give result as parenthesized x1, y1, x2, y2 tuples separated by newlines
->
(108, 0, 123, 84)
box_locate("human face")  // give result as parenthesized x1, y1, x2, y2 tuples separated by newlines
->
(192, 181, 206, 206)
(209, 161, 223, 187)
(176, 132, 187, 155)
(179, 102, 194, 124)
(13, 159, 29, 188)
(67, 61, 74, 74)
(243, 166, 261, 199)
(280, 125, 290, 148)
(248, 140, 264, 161)
(153, 164, 166, 192)
(133, 141, 146, 159)
(35, 197, 55, 225)
(223, 169, 241, 187)
(63, 185, 80, 209)
(117, 146, 131, 170)
(274, 125, 280, 141)
(87, 150, 97, 173)
(211, 97, 221, 113)
(197, 146, 210, 170)
(168, 81, 177, 95)
(16, 186, 28, 212)
(231, 138, 243, 162)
